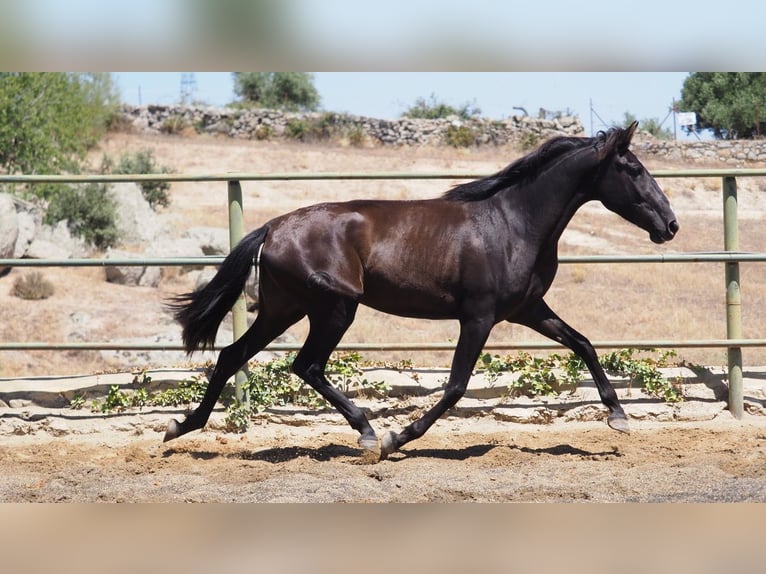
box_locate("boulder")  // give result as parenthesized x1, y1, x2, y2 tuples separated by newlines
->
(110, 182, 165, 245)
(182, 226, 230, 256)
(104, 249, 162, 287)
(26, 220, 88, 259)
(13, 209, 39, 258)
(0, 193, 19, 260)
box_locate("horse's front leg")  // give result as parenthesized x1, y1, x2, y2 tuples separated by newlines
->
(515, 299, 629, 433)
(380, 315, 494, 459)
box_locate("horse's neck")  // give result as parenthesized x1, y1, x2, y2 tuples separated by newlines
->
(507, 162, 593, 244)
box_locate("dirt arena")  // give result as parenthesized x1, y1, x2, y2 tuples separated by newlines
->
(1, 405, 765, 502)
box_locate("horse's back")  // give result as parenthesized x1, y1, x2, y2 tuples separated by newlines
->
(260, 198, 475, 317)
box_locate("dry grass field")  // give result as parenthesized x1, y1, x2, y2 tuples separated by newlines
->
(3, 130, 766, 377)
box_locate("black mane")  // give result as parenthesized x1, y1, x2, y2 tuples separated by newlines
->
(442, 130, 610, 202)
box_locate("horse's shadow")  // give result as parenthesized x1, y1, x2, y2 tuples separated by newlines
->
(163, 440, 619, 463)
(509, 443, 622, 458)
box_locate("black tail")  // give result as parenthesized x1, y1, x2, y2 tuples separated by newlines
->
(168, 225, 269, 354)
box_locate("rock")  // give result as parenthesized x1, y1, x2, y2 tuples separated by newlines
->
(147, 236, 207, 271)
(13, 209, 39, 258)
(45, 418, 70, 437)
(0, 193, 19, 260)
(26, 238, 70, 260)
(26, 220, 88, 259)
(104, 249, 162, 287)
(182, 226, 230, 256)
(192, 267, 217, 290)
(110, 182, 164, 245)
(563, 403, 607, 423)
(494, 405, 555, 424)
(9, 399, 33, 408)
(674, 400, 726, 421)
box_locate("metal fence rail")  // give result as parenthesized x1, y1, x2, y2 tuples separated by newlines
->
(3, 168, 766, 417)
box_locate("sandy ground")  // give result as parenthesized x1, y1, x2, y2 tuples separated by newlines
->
(2, 409, 766, 502)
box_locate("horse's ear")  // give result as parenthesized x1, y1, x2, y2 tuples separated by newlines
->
(618, 121, 639, 154)
(598, 121, 639, 160)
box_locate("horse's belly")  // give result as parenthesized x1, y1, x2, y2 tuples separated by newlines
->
(359, 276, 459, 320)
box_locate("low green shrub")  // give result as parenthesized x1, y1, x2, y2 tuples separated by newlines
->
(477, 348, 683, 402)
(84, 353, 389, 434)
(45, 182, 119, 249)
(103, 149, 173, 209)
(445, 124, 476, 148)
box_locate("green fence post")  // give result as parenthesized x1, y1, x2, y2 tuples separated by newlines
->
(228, 179, 249, 405)
(723, 176, 743, 419)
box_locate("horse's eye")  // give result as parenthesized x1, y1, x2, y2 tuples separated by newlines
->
(620, 161, 643, 176)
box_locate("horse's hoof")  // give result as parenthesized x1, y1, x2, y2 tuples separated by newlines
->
(163, 419, 182, 443)
(358, 435, 381, 455)
(357, 435, 381, 464)
(380, 431, 398, 460)
(607, 413, 630, 434)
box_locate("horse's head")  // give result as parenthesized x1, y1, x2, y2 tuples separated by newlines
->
(594, 122, 678, 244)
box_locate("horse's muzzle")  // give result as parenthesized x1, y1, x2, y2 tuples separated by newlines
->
(651, 219, 679, 244)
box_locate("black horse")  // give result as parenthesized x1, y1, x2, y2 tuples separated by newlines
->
(165, 121, 678, 459)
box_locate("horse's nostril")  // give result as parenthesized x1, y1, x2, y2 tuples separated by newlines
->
(668, 220, 679, 235)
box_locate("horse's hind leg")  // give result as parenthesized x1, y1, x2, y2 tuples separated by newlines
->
(292, 298, 379, 454)
(164, 303, 304, 442)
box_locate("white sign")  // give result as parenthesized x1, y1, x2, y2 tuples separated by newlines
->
(676, 112, 697, 127)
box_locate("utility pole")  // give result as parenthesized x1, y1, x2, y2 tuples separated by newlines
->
(180, 73, 197, 105)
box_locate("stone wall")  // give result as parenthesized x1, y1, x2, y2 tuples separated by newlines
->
(634, 139, 766, 167)
(120, 104, 585, 147)
(120, 104, 766, 166)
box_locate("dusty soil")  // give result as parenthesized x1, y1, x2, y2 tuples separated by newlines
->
(2, 408, 766, 502)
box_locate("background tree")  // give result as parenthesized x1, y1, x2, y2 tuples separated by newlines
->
(679, 73, 766, 139)
(232, 72, 320, 111)
(0, 73, 121, 248)
(0, 73, 119, 183)
(620, 112, 672, 140)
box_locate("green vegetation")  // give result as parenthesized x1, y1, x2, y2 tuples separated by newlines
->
(101, 149, 173, 209)
(232, 72, 320, 111)
(82, 349, 684, 433)
(89, 372, 208, 414)
(83, 352, 389, 433)
(445, 124, 476, 148)
(159, 113, 190, 135)
(41, 149, 174, 250)
(477, 348, 683, 402)
(601, 348, 683, 402)
(0, 72, 119, 180)
(402, 93, 481, 120)
(44, 182, 119, 249)
(478, 351, 584, 396)
(284, 112, 355, 143)
(620, 112, 672, 140)
(518, 131, 541, 152)
(679, 73, 766, 139)
(0, 73, 126, 249)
